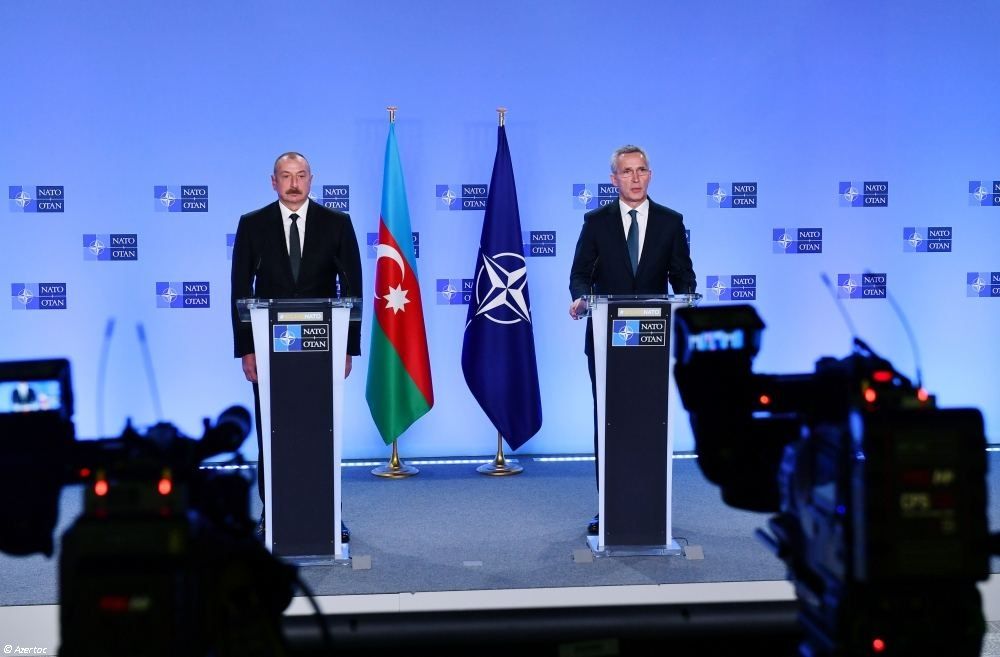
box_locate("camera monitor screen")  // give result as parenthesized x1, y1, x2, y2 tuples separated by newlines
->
(0, 380, 63, 414)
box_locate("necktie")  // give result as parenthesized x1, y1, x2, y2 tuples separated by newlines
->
(626, 209, 639, 275)
(289, 213, 301, 281)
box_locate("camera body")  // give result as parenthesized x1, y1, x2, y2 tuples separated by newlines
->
(673, 305, 989, 656)
(0, 359, 295, 657)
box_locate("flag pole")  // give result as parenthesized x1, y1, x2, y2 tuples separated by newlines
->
(476, 430, 523, 475)
(371, 104, 419, 479)
(474, 106, 524, 477)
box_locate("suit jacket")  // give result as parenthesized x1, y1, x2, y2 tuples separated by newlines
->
(568, 198, 696, 355)
(230, 199, 363, 358)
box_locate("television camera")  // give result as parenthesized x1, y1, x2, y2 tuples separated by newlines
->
(672, 304, 991, 657)
(0, 358, 296, 657)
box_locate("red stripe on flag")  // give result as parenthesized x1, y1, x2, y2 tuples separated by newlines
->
(372, 219, 434, 406)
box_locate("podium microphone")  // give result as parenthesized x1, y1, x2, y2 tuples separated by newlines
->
(136, 322, 163, 422)
(96, 317, 115, 437)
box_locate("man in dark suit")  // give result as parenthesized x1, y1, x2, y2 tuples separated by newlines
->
(230, 151, 362, 541)
(568, 144, 696, 535)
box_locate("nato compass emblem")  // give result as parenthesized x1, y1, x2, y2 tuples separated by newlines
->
(159, 190, 177, 209)
(973, 185, 989, 203)
(842, 186, 859, 203)
(13, 190, 31, 208)
(840, 277, 858, 296)
(710, 278, 728, 298)
(970, 276, 987, 295)
(440, 188, 457, 208)
(907, 231, 923, 249)
(279, 329, 296, 348)
(471, 252, 531, 325)
(88, 238, 106, 257)
(617, 322, 634, 342)
(159, 286, 178, 305)
(440, 282, 458, 301)
(711, 186, 727, 205)
(577, 187, 593, 206)
(17, 287, 33, 306)
(776, 232, 793, 251)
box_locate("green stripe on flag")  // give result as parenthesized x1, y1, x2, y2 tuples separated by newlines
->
(365, 320, 432, 445)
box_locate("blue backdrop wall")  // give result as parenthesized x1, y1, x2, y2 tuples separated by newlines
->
(3, 1, 998, 458)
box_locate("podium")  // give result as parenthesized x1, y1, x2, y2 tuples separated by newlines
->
(237, 297, 359, 563)
(587, 293, 701, 557)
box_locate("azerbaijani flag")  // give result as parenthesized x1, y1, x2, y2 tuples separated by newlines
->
(365, 124, 433, 444)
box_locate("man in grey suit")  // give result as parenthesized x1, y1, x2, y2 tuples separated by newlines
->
(230, 151, 362, 541)
(568, 144, 696, 534)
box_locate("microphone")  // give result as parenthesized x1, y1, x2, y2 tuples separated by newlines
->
(96, 317, 115, 437)
(864, 269, 923, 389)
(588, 255, 600, 297)
(136, 322, 163, 422)
(197, 405, 252, 460)
(819, 273, 866, 353)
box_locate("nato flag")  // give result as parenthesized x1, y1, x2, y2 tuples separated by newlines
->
(461, 125, 542, 450)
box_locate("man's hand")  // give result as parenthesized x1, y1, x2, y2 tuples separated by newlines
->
(241, 353, 257, 383)
(345, 354, 353, 379)
(569, 297, 589, 320)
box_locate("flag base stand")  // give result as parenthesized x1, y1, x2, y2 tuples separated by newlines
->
(477, 432, 523, 476)
(372, 442, 419, 478)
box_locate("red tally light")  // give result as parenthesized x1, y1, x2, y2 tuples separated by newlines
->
(98, 595, 129, 613)
(759, 394, 772, 406)
(158, 478, 173, 496)
(917, 388, 930, 402)
(872, 370, 893, 383)
(872, 637, 887, 653)
(864, 388, 878, 403)
(94, 479, 109, 497)
(79, 467, 92, 478)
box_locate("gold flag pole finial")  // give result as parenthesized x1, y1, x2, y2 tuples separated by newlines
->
(387, 106, 397, 124)
(497, 107, 507, 127)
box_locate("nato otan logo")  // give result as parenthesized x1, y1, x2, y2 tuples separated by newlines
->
(572, 183, 619, 209)
(11, 283, 67, 310)
(968, 181, 999, 206)
(436, 278, 473, 305)
(318, 185, 349, 211)
(967, 272, 1000, 298)
(903, 227, 952, 253)
(838, 273, 886, 299)
(272, 324, 329, 352)
(611, 319, 666, 347)
(153, 186, 209, 212)
(706, 275, 757, 301)
(773, 228, 822, 254)
(367, 232, 419, 259)
(226, 233, 235, 260)
(522, 231, 556, 257)
(436, 184, 489, 211)
(8, 186, 64, 212)
(707, 182, 757, 208)
(83, 234, 138, 261)
(839, 181, 888, 207)
(156, 282, 210, 308)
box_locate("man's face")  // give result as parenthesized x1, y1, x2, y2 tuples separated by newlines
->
(271, 156, 313, 210)
(610, 152, 652, 207)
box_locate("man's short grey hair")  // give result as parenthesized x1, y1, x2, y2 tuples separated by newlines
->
(610, 145, 650, 173)
(273, 151, 310, 174)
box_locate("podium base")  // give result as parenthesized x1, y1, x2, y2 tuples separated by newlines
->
(283, 545, 351, 566)
(586, 536, 683, 558)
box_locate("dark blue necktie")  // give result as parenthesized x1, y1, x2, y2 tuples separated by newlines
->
(626, 209, 639, 275)
(289, 213, 301, 281)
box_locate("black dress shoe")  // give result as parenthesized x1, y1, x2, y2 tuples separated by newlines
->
(341, 521, 350, 544)
(587, 514, 599, 535)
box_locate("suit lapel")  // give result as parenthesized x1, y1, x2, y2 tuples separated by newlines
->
(602, 202, 634, 279)
(266, 203, 295, 285)
(636, 201, 663, 279)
